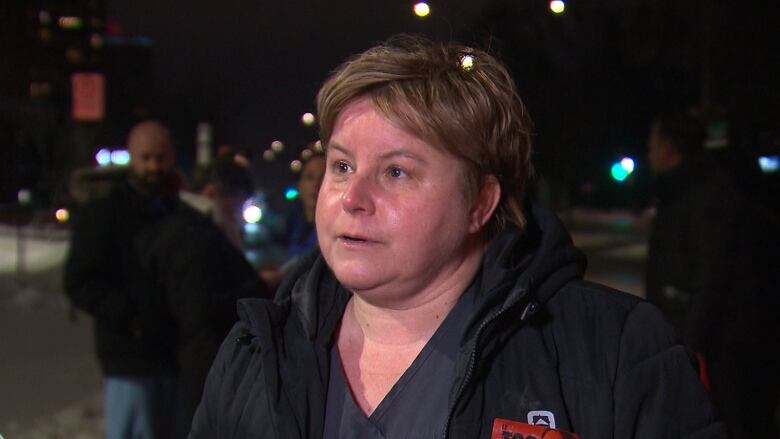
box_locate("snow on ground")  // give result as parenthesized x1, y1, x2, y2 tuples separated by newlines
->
(0, 226, 69, 275)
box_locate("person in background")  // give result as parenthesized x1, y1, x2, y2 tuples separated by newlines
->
(190, 36, 724, 439)
(64, 120, 184, 439)
(260, 152, 326, 288)
(287, 152, 326, 260)
(139, 151, 273, 431)
(646, 112, 779, 439)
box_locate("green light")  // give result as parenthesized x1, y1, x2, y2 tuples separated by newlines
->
(611, 163, 629, 182)
(111, 149, 130, 166)
(285, 188, 299, 200)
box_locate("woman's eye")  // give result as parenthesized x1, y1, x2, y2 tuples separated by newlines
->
(334, 161, 350, 173)
(388, 166, 406, 178)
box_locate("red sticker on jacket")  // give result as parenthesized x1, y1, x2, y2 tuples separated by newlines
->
(491, 417, 580, 439)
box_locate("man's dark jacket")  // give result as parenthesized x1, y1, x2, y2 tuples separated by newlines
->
(646, 156, 780, 438)
(138, 201, 272, 428)
(190, 205, 724, 438)
(64, 180, 179, 375)
(646, 156, 778, 351)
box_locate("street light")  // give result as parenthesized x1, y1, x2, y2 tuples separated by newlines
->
(549, 0, 565, 14)
(301, 112, 316, 127)
(414, 2, 430, 18)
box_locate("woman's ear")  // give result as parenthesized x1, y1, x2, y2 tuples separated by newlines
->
(468, 175, 501, 234)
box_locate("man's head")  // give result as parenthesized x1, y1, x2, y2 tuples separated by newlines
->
(317, 35, 534, 237)
(648, 113, 705, 174)
(127, 120, 176, 192)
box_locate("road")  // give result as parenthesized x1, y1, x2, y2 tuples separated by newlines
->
(0, 208, 651, 438)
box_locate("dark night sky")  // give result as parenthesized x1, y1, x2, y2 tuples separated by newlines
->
(105, 0, 780, 206)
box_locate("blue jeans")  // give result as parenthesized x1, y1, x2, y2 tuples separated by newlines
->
(104, 375, 184, 439)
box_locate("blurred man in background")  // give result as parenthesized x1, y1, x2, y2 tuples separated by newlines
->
(64, 120, 184, 439)
(646, 112, 779, 438)
(140, 151, 272, 430)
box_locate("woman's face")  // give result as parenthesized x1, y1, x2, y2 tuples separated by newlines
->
(316, 99, 492, 306)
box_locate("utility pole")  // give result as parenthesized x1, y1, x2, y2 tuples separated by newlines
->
(698, 0, 728, 149)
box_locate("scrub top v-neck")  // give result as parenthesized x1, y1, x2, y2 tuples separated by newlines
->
(322, 286, 475, 439)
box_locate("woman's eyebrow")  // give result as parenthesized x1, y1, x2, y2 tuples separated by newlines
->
(326, 143, 353, 159)
(377, 149, 428, 164)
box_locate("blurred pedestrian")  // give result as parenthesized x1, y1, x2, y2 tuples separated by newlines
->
(64, 120, 184, 439)
(190, 36, 723, 438)
(287, 152, 326, 260)
(260, 152, 325, 288)
(140, 152, 273, 431)
(646, 111, 779, 438)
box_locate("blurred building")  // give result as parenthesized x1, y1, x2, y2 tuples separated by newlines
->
(0, 0, 154, 207)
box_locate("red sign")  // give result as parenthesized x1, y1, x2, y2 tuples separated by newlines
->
(71, 72, 105, 121)
(491, 418, 580, 439)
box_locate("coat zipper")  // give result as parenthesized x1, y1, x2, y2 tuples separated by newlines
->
(441, 291, 537, 438)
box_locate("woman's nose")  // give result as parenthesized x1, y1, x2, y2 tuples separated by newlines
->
(340, 173, 376, 216)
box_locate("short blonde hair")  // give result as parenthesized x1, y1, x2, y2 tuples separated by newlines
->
(317, 35, 534, 237)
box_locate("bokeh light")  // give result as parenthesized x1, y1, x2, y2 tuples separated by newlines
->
(55, 208, 70, 223)
(620, 157, 635, 174)
(301, 149, 313, 160)
(460, 54, 475, 71)
(550, 0, 565, 14)
(414, 2, 430, 17)
(17, 189, 32, 206)
(290, 160, 303, 173)
(110, 149, 130, 166)
(271, 140, 284, 153)
(243, 205, 262, 224)
(39, 10, 52, 25)
(263, 150, 275, 161)
(244, 222, 260, 234)
(301, 112, 316, 127)
(610, 163, 628, 182)
(59, 16, 84, 30)
(285, 187, 299, 200)
(96, 148, 111, 166)
(758, 155, 779, 174)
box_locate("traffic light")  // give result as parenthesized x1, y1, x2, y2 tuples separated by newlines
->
(610, 157, 635, 182)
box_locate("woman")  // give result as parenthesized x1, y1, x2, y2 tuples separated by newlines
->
(190, 36, 723, 438)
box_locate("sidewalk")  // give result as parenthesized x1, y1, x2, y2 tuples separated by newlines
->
(0, 226, 103, 438)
